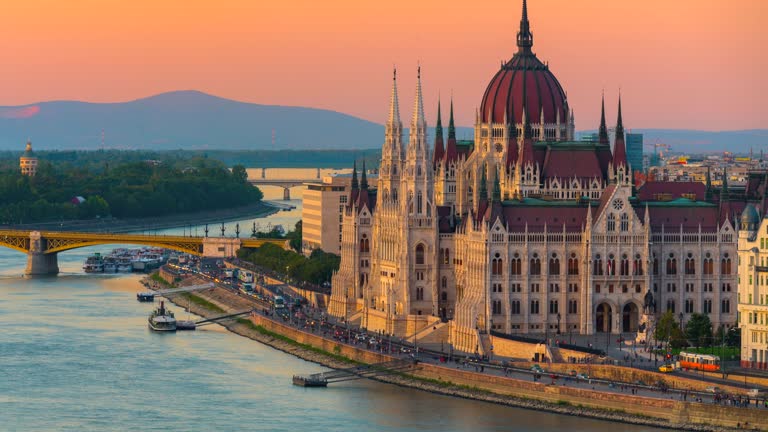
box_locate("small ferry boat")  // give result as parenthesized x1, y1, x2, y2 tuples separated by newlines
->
(136, 292, 155, 302)
(148, 301, 177, 332)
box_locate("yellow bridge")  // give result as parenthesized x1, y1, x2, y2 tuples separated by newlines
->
(0, 229, 285, 275)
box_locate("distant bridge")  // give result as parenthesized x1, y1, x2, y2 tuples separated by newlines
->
(0, 229, 285, 276)
(248, 167, 321, 200)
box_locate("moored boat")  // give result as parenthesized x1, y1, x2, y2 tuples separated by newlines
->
(148, 301, 176, 332)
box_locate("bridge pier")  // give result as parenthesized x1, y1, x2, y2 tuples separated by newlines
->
(26, 252, 59, 276)
(25, 232, 58, 275)
(261, 168, 266, 179)
(283, 188, 291, 200)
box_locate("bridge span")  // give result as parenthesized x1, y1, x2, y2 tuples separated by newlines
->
(0, 230, 285, 276)
(248, 167, 321, 200)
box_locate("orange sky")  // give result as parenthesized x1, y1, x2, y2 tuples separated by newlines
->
(0, 0, 765, 131)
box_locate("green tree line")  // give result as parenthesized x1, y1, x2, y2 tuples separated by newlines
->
(236, 242, 339, 286)
(0, 157, 262, 224)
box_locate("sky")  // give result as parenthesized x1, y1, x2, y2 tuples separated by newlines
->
(0, 0, 765, 131)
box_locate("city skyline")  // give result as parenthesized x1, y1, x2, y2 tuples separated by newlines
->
(0, 0, 764, 131)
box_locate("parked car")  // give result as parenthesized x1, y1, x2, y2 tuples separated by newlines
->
(658, 364, 674, 373)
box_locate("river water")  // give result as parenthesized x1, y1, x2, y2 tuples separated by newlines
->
(0, 169, 664, 431)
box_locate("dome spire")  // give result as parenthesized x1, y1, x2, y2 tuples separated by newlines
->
(598, 91, 609, 145)
(516, 0, 534, 53)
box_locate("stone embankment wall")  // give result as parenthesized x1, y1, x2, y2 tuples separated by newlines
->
(152, 278, 764, 432)
(251, 313, 767, 431)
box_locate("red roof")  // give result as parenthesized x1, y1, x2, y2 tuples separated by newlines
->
(479, 54, 568, 125)
(636, 181, 706, 201)
(502, 204, 590, 232)
(542, 148, 604, 181)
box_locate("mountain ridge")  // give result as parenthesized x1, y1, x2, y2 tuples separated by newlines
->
(0, 90, 764, 153)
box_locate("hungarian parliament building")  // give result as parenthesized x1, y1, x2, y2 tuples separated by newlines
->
(328, 0, 756, 355)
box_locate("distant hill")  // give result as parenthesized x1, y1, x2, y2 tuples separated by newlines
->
(0, 91, 383, 151)
(0, 90, 763, 154)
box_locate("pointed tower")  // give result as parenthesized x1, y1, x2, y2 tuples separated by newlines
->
(611, 94, 628, 183)
(405, 65, 431, 216)
(350, 160, 359, 205)
(705, 166, 713, 202)
(517, 0, 533, 54)
(445, 97, 458, 162)
(379, 67, 404, 204)
(598, 92, 609, 145)
(433, 98, 444, 167)
(360, 160, 368, 190)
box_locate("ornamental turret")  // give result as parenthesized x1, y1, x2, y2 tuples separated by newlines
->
(20, 140, 38, 177)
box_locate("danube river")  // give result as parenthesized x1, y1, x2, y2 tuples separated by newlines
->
(0, 169, 664, 431)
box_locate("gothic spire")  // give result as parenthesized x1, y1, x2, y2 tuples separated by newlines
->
(616, 92, 625, 136)
(705, 166, 713, 201)
(516, 0, 534, 53)
(433, 98, 444, 165)
(351, 160, 359, 190)
(598, 91, 609, 145)
(721, 167, 729, 201)
(411, 65, 426, 129)
(388, 67, 401, 127)
(360, 160, 368, 190)
(448, 97, 456, 140)
(492, 168, 502, 202)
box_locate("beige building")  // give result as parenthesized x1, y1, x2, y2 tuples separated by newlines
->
(328, 0, 745, 356)
(302, 176, 350, 256)
(19, 140, 38, 177)
(737, 205, 768, 369)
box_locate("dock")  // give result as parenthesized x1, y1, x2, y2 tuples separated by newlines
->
(292, 358, 419, 387)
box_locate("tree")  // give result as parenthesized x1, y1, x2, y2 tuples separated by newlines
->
(685, 313, 713, 348)
(286, 220, 302, 253)
(654, 311, 678, 347)
(231, 164, 249, 184)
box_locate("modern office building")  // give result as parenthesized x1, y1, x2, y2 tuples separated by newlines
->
(301, 176, 350, 256)
(627, 133, 644, 174)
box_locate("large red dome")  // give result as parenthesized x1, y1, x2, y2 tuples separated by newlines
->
(479, 0, 568, 126)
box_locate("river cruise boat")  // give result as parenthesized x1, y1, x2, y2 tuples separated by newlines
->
(83, 253, 104, 273)
(148, 301, 176, 332)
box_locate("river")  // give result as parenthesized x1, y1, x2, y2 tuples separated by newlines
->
(0, 169, 664, 431)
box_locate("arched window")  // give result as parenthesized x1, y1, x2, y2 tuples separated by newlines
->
(416, 287, 424, 301)
(392, 188, 398, 202)
(441, 277, 447, 289)
(634, 254, 643, 275)
(548, 253, 560, 275)
(444, 248, 450, 265)
(492, 253, 503, 276)
(721, 254, 732, 275)
(607, 254, 616, 276)
(360, 235, 369, 253)
(530, 254, 541, 275)
(703, 252, 713, 275)
(620, 213, 629, 231)
(415, 244, 425, 265)
(685, 253, 695, 275)
(620, 254, 629, 276)
(666, 253, 677, 275)
(568, 253, 579, 275)
(594, 254, 603, 276)
(510, 253, 522, 275)
(653, 254, 659, 275)
(441, 291, 448, 302)
(417, 191, 423, 214)
(607, 213, 616, 231)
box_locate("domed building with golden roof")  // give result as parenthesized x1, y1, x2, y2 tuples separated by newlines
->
(329, 0, 752, 356)
(19, 140, 38, 177)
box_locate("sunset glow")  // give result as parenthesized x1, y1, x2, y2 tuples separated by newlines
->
(0, 0, 764, 130)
